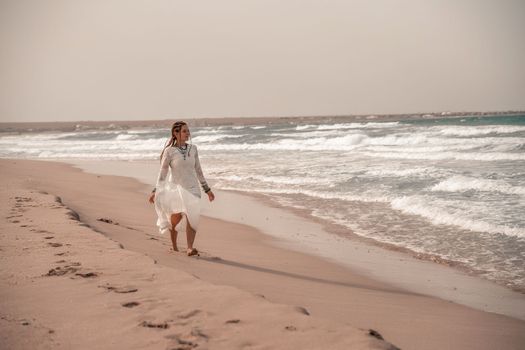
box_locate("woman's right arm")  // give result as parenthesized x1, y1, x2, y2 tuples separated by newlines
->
(149, 148, 170, 203)
(156, 148, 171, 187)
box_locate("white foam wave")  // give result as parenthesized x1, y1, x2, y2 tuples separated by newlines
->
(199, 132, 523, 155)
(128, 129, 163, 134)
(0, 132, 78, 142)
(214, 174, 334, 186)
(295, 124, 316, 130)
(365, 167, 436, 177)
(391, 196, 525, 237)
(364, 151, 525, 161)
(213, 183, 390, 203)
(431, 175, 525, 195)
(435, 125, 525, 137)
(269, 130, 339, 138)
(191, 134, 244, 143)
(317, 122, 399, 130)
(200, 133, 368, 151)
(365, 144, 480, 153)
(32, 152, 158, 159)
(115, 134, 139, 140)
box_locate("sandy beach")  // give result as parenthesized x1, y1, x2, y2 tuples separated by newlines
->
(1, 158, 524, 350)
(3, 0, 525, 347)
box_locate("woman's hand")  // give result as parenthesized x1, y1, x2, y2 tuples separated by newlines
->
(148, 193, 155, 204)
(207, 191, 215, 202)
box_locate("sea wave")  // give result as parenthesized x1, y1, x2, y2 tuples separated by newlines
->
(295, 124, 317, 130)
(214, 183, 390, 203)
(391, 196, 525, 237)
(363, 151, 525, 161)
(213, 174, 335, 186)
(316, 121, 400, 130)
(115, 134, 139, 141)
(191, 134, 244, 143)
(434, 125, 525, 137)
(430, 175, 525, 195)
(34, 151, 159, 159)
(365, 167, 437, 177)
(199, 133, 368, 151)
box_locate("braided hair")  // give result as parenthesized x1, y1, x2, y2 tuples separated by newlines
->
(159, 121, 192, 161)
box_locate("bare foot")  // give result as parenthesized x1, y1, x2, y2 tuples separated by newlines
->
(187, 248, 199, 256)
(171, 246, 179, 252)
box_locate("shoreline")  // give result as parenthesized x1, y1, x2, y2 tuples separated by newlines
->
(68, 159, 525, 321)
(2, 158, 525, 350)
(216, 188, 525, 294)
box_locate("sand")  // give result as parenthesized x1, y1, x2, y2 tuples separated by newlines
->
(1, 159, 524, 350)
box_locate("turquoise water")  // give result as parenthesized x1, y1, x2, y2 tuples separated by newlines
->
(403, 114, 525, 126)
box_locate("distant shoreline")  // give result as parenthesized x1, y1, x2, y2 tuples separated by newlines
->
(1, 110, 523, 133)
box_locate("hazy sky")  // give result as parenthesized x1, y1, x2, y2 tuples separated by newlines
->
(1, 0, 524, 122)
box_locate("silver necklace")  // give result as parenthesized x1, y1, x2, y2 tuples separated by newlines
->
(175, 143, 189, 160)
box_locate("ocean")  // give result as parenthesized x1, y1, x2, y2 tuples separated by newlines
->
(1, 114, 524, 292)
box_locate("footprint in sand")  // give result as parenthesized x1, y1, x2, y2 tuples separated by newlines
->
(190, 327, 209, 340)
(47, 242, 63, 248)
(294, 306, 310, 316)
(67, 210, 80, 221)
(121, 301, 140, 308)
(177, 309, 201, 319)
(140, 321, 169, 329)
(368, 329, 384, 340)
(75, 272, 98, 278)
(44, 236, 54, 240)
(99, 284, 138, 293)
(225, 319, 240, 324)
(54, 260, 81, 267)
(45, 266, 79, 276)
(97, 217, 118, 225)
(165, 334, 200, 349)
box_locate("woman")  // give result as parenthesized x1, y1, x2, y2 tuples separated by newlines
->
(149, 121, 215, 256)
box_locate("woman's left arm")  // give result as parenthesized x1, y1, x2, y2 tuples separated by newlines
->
(194, 146, 214, 201)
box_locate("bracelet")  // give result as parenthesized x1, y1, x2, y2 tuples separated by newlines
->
(205, 188, 211, 194)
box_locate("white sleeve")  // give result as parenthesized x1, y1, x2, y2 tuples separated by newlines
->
(155, 148, 170, 188)
(194, 146, 210, 192)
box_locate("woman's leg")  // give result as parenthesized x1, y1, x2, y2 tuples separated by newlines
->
(170, 213, 183, 251)
(186, 222, 197, 255)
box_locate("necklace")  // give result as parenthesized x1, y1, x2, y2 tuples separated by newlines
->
(174, 143, 189, 160)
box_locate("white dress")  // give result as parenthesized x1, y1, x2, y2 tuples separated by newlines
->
(154, 144, 210, 235)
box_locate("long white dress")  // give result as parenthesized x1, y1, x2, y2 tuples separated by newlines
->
(154, 144, 210, 235)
